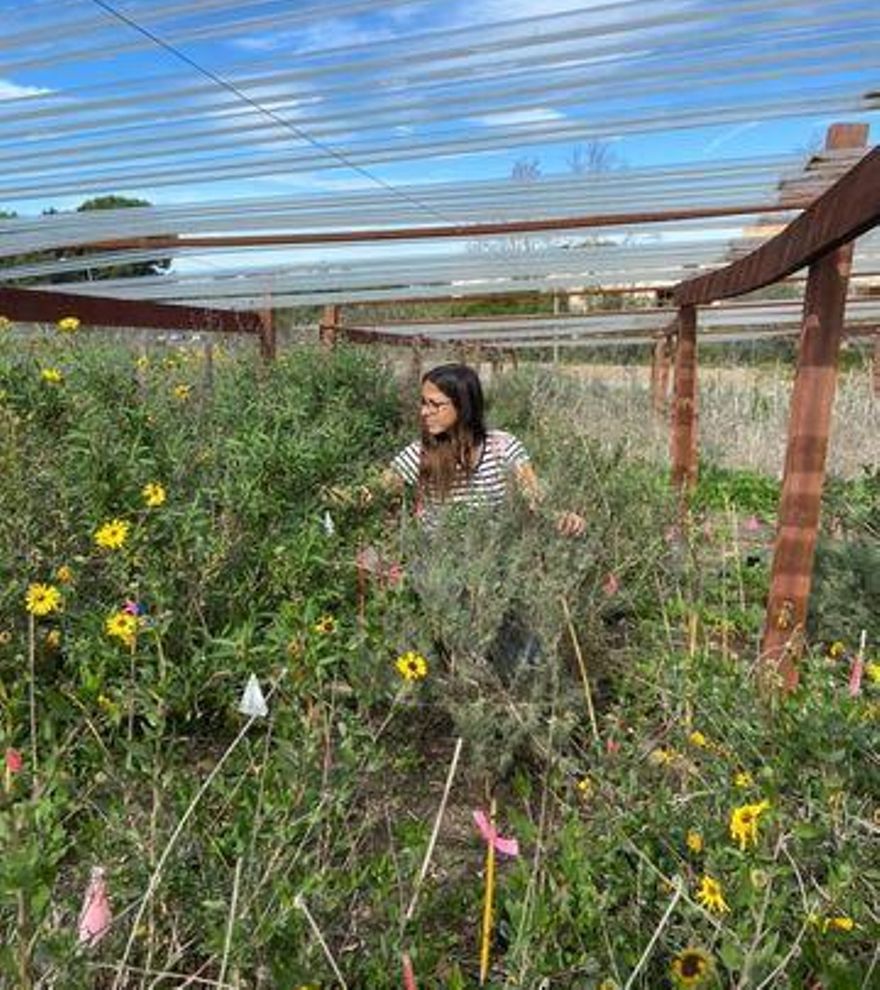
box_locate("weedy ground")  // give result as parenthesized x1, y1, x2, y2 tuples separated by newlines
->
(0, 329, 877, 989)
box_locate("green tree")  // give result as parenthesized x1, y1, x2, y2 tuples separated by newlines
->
(0, 195, 171, 284)
(50, 194, 172, 282)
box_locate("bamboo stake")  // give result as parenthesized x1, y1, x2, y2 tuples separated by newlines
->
(479, 797, 498, 985)
(295, 893, 349, 990)
(403, 737, 463, 926)
(218, 857, 243, 988)
(561, 596, 600, 745)
(111, 673, 286, 990)
(623, 881, 683, 989)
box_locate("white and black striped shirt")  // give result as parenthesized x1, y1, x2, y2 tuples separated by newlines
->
(391, 430, 530, 525)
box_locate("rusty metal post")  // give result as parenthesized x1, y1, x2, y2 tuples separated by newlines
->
(319, 304, 339, 348)
(659, 333, 673, 412)
(650, 335, 672, 415)
(409, 344, 423, 381)
(407, 344, 423, 400)
(670, 304, 698, 494)
(760, 123, 866, 691)
(258, 308, 276, 362)
(650, 339, 660, 410)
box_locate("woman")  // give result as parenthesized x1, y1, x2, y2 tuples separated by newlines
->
(385, 363, 585, 536)
(381, 363, 584, 680)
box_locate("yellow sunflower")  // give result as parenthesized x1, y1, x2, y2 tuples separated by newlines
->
(671, 947, 713, 987)
(105, 611, 138, 647)
(648, 747, 677, 766)
(688, 730, 708, 748)
(395, 650, 428, 682)
(94, 518, 130, 550)
(56, 316, 80, 333)
(172, 383, 191, 400)
(686, 830, 703, 853)
(824, 915, 855, 932)
(25, 583, 62, 616)
(695, 874, 729, 914)
(730, 799, 771, 851)
(56, 564, 74, 584)
(142, 481, 167, 507)
(734, 770, 753, 789)
(41, 367, 63, 384)
(313, 614, 336, 635)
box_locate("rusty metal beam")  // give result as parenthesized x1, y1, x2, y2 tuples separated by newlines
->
(670, 304, 698, 494)
(345, 285, 676, 308)
(84, 201, 808, 253)
(340, 325, 439, 348)
(760, 123, 865, 692)
(0, 283, 260, 334)
(675, 129, 876, 305)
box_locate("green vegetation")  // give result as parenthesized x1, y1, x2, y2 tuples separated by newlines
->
(0, 326, 877, 988)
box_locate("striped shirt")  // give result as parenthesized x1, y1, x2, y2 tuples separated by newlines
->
(391, 430, 530, 526)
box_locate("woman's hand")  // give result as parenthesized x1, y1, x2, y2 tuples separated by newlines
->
(556, 510, 586, 538)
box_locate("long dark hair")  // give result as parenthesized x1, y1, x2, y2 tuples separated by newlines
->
(419, 364, 487, 499)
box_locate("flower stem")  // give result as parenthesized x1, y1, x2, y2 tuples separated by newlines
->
(27, 612, 38, 795)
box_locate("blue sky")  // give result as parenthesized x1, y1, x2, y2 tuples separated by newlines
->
(0, 0, 877, 216)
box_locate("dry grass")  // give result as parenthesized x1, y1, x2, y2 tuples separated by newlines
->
(544, 362, 878, 479)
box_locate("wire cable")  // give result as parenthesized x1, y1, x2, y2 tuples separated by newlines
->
(87, 0, 455, 224)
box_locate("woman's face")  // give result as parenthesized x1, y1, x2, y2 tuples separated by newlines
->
(420, 380, 458, 436)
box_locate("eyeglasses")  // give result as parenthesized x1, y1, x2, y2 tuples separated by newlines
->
(420, 397, 452, 412)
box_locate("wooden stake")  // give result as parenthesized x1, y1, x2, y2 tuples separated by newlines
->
(561, 596, 600, 745)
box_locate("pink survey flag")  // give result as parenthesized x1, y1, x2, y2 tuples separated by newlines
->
(5, 747, 23, 774)
(849, 630, 868, 698)
(402, 952, 417, 990)
(602, 572, 620, 597)
(473, 809, 519, 857)
(78, 866, 112, 946)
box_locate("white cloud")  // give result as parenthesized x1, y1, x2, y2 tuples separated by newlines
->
(473, 107, 565, 127)
(0, 79, 52, 101)
(232, 20, 395, 54)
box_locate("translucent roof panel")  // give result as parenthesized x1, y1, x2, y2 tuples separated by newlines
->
(0, 0, 878, 325)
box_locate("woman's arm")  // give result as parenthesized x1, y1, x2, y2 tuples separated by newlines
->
(381, 467, 405, 495)
(514, 462, 586, 537)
